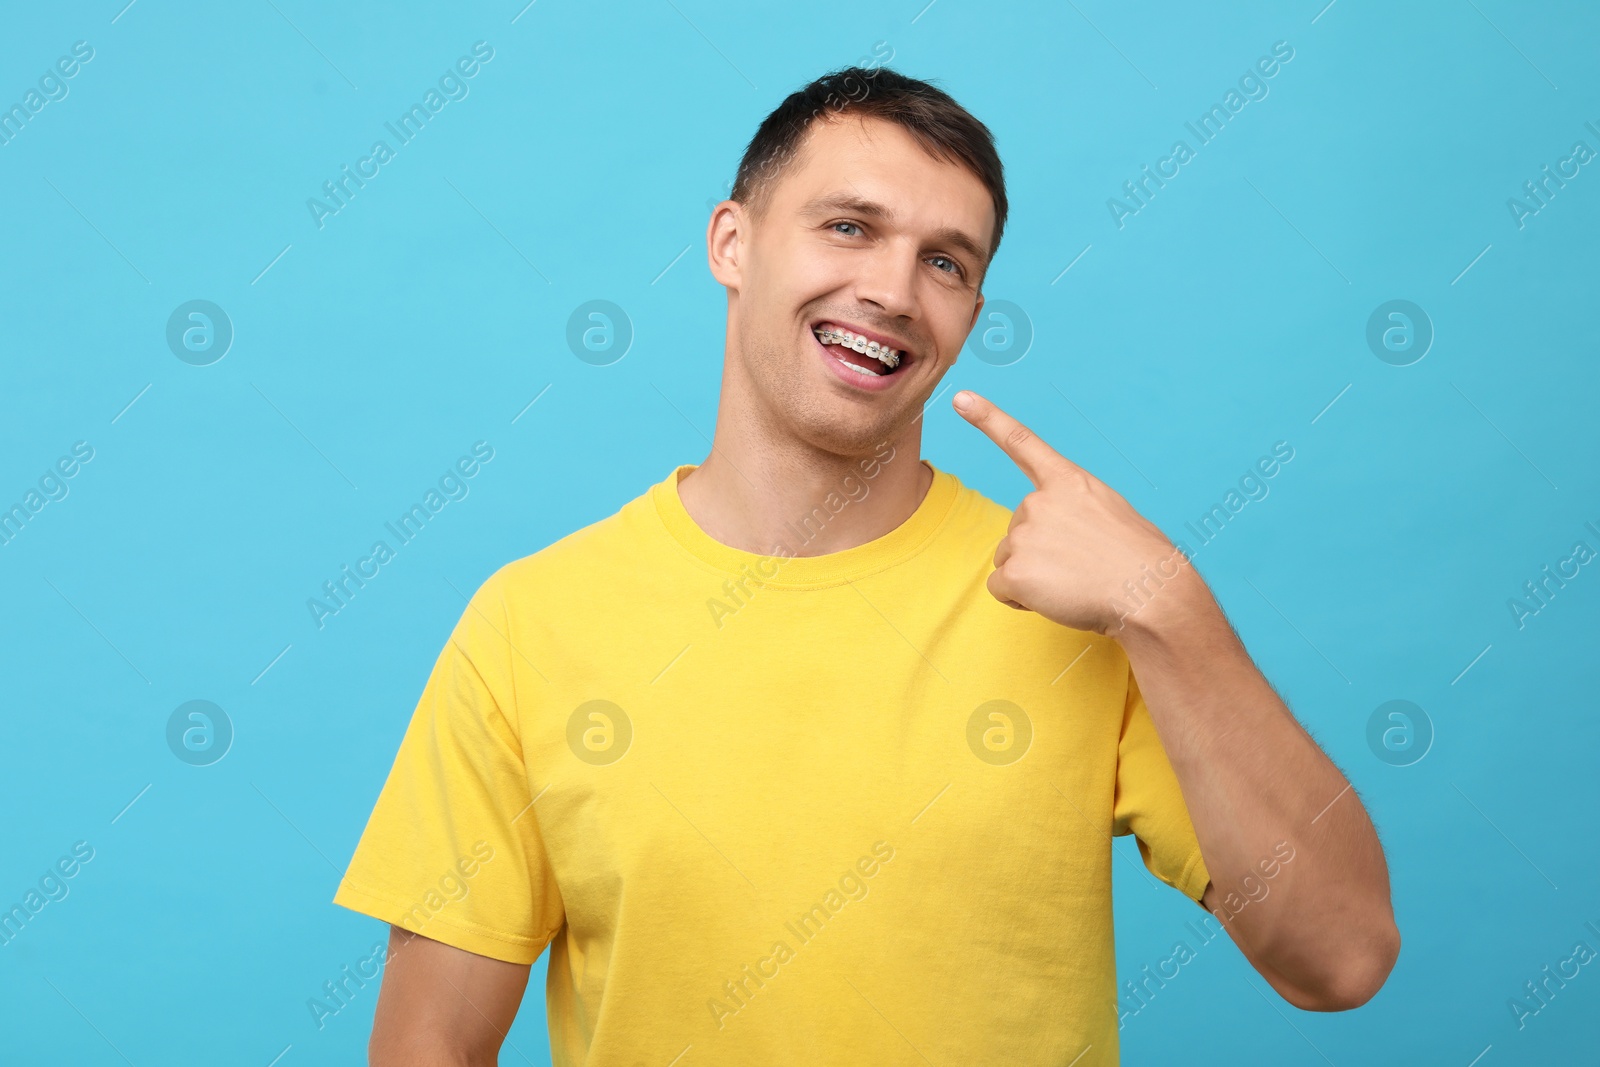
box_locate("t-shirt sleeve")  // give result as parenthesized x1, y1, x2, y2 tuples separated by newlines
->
(1110, 661, 1211, 903)
(332, 571, 564, 965)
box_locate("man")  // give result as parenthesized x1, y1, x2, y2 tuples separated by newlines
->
(334, 66, 1399, 1065)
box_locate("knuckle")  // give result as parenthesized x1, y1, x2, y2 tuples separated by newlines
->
(1060, 465, 1091, 490)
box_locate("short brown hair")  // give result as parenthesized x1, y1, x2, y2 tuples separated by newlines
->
(730, 66, 1008, 265)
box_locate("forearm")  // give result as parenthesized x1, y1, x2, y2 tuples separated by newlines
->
(946, 392, 1399, 1004)
(1117, 568, 1399, 1009)
(370, 1037, 480, 1067)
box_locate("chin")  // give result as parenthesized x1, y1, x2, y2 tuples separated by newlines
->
(788, 400, 907, 458)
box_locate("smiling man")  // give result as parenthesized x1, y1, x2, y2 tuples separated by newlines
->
(334, 67, 1399, 1066)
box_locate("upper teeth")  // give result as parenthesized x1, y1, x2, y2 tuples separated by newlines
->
(815, 327, 901, 369)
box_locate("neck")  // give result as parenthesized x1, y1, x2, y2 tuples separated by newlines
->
(676, 371, 933, 558)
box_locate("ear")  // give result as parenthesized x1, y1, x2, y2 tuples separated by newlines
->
(707, 200, 745, 290)
(966, 289, 987, 334)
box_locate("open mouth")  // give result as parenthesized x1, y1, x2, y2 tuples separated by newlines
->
(811, 321, 912, 378)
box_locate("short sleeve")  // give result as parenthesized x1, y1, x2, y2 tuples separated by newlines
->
(333, 573, 564, 964)
(1111, 663, 1211, 902)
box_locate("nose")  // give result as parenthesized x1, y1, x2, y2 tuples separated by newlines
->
(852, 239, 920, 323)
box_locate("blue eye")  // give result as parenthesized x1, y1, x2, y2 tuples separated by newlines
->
(833, 222, 862, 236)
(930, 256, 962, 276)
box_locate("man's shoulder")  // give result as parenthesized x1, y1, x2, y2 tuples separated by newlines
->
(933, 462, 1015, 538)
(482, 471, 665, 594)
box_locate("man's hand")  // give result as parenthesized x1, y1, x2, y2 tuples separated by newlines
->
(952, 388, 1200, 634)
(951, 387, 1400, 1011)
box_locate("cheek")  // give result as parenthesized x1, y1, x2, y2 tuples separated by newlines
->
(939, 302, 985, 364)
(768, 227, 838, 286)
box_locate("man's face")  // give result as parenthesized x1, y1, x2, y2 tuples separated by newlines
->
(709, 113, 994, 456)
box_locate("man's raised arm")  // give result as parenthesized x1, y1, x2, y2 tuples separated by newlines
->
(952, 388, 1400, 1011)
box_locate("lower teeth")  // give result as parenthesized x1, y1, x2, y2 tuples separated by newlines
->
(835, 356, 882, 377)
(818, 335, 888, 377)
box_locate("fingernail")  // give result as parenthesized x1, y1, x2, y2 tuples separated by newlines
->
(953, 390, 974, 411)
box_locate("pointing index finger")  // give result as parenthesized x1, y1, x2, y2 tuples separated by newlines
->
(952, 390, 1074, 487)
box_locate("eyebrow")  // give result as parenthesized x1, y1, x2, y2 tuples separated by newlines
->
(797, 193, 990, 276)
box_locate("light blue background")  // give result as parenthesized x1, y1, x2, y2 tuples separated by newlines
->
(2, 1, 1596, 1064)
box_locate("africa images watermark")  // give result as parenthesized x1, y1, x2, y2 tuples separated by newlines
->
(706, 840, 897, 1031)
(1107, 41, 1296, 230)
(306, 41, 496, 229)
(1506, 519, 1599, 630)
(1506, 119, 1600, 230)
(0, 40, 95, 148)
(703, 440, 899, 630)
(307, 441, 495, 629)
(1111, 441, 1296, 631)
(313, 840, 497, 1030)
(1119, 840, 1296, 1029)
(1, 440, 95, 549)
(0, 840, 96, 948)
(1506, 917, 1600, 1032)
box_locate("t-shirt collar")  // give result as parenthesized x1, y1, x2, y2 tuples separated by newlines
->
(649, 460, 960, 588)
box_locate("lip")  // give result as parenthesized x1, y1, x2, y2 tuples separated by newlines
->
(812, 328, 907, 392)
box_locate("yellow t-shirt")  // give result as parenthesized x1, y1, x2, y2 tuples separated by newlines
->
(334, 457, 1210, 1066)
